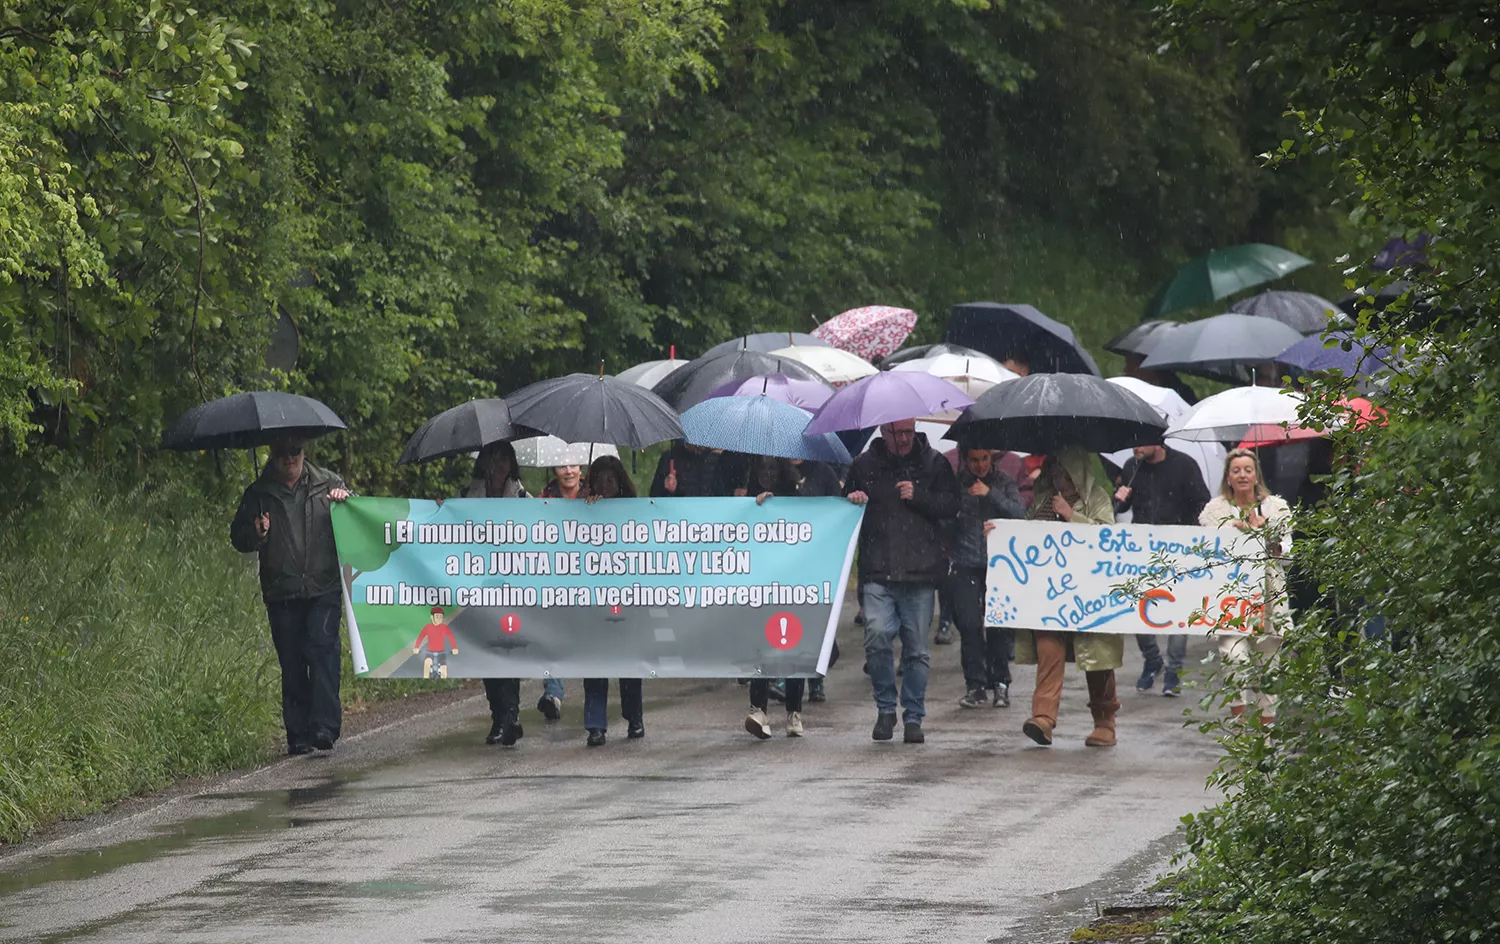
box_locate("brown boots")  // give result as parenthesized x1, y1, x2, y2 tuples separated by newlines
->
(1084, 670, 1119, 747)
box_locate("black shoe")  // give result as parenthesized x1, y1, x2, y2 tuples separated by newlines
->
(485, 719, 505, 744)
(808, 685, 827, 704)
(903, 722, 925, 744)
(537, 695, 562, 720)
(499, 723, 523, 747)
(872, 712, 897, 741)
(627, 719, 645, 740)
(288, 743, 314, 756)
(311, 730, 335, 751)
(586, 728, 606, 747)
(933, 627, 955, 645)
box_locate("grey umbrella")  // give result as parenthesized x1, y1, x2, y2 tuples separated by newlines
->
(1104, 320, 1180, 358)
(944, 373, 1166, 454)
(398, 399, 534, 465)
(650, 348, 828, 411)
(161, 391, 346, 451)
(1140, 313, 1305, 384)
(702, 332, 831, 358)
(880, 342, 991, 368)
(1229, 290, 1345, 335)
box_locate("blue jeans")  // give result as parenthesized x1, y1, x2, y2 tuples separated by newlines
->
(1136, 633, 1186, 673)
(583, 678, 642, 731)
(862, 582, 933, 723)
(543, 677, 564, 701)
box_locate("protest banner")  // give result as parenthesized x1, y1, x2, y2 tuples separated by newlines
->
(985, 520, 1276, 635)
(332, 497, 862, 679)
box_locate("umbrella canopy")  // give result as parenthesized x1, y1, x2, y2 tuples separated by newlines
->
(513, 436, 619, 468)
(945, 302, 1101, 376)
(811, 305, 918, 362)
(398, 398, 531, 465)
(617, 349, 689, 389)
(768, 345, 877, 386)
(1145, 243, 1312, 318)
(1140, 313, 1305, 383)
(1229, 290, 1345, 335)
(805, 371, 974, 435)
(701, 332, 830, 358)
(945, 373, 1166, 454)
(890, 353, 1018, 413)
(703, 373, 834, 410)
(1101, 377, 1225, 496)
(880, 342, 991, 368)
(162, 391, 345, 451)
(680, 396, 851, 464)
(650, 348, 828, 411)
(1165, 387, 1305, 443)
(1277, 329, 1395, 378)
(1237, 397, 1386, 449)
(1104, 320, 1180, 358)
(507, 373, 682, 449)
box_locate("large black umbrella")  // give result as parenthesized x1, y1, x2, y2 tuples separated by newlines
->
(1228, 290, 1344, 335)
(879, 342, 991, 368)
(398, 399, 535, 465)
(945, 373, 1166, 454)
(161, 391, 345, 451)
(702, 332, 831, 358)
(507, 373, 682, 448)
(1104, 320, 1179, 358)
(1140, 313, 1304, 384)
(945, 302, 1101, 376)
(650, 349, 828, 411)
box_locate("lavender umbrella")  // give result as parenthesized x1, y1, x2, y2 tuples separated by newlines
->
(1277, 330, 1395, 378)
(703, 373, 834, 410)
(804, 371, 974, 435)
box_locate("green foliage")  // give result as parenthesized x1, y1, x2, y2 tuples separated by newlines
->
(1157, 3, 1500, 943)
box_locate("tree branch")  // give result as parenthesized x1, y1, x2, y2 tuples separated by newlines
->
(168, 136, 209, 399)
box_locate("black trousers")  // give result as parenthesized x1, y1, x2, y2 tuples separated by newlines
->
(749, 678, 805, 713)
(483, 678, 520, 725)
(947, 571, 1011, 689)
(265, 590, 343, 748)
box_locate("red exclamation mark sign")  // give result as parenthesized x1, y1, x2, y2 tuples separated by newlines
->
(765, 612, 802, 649)
(501, 614, 521, 634)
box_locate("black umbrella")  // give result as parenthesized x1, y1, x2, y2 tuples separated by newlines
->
(702, 332, 831, 358)
(1228, 290, 1345, 335)
(945, 374, 1166, 454)
(507, 373, 683, 449)
(879, 342, 991, 368)
(945, 302, 1101, 376)
(161, 391, 346, 451)
(650, 349, 828, 411)
(398, 399, 536, 465)
(1104, 320, 1179, 358)
(1140, 313, 1305, 384)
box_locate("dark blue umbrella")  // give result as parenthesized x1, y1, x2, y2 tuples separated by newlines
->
(1277, 330, 1394, 378)
(680, 396, 851, 463)
(945, 302, 1101, 376)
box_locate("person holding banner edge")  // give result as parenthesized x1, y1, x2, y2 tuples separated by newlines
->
(951, 445, 1025, 710)
(583, 456, 646, 747)
(535, 463, 586, 720)
(1016, 451, 1123, 748)
(845, 418, 960, 744)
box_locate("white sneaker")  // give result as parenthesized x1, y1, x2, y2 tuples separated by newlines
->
(786, 711, 804, 737)
(744, 708, 772, 739)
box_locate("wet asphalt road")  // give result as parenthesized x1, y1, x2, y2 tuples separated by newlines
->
(0, 616, 1223, 944)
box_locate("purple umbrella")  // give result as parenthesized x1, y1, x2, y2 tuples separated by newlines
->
(1277, 330, 1394, 378)
(805, 371, 974, 435)
(703, 373, 834, 410)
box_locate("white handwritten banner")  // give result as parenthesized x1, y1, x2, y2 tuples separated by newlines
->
(985, 521, 1270, 635)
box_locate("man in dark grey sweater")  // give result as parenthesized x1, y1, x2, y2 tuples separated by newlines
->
(950, 445, 1026, 709)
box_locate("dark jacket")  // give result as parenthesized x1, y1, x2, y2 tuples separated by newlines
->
(1115, 449, 1210, 526)
(953, 466, 1025, 570)
(649, 443, 740, 497)
(230, 463, 347, 603)
(844, 434, 960, 585)
(793, 461, 843, 498)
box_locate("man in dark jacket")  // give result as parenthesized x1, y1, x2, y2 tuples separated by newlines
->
(649, 441, 742, 497)
(1113, 443, 1210, 696)
(950, 445, 1026, 710)
(845, 419, 960, 744)
(230, 436, 351, 755)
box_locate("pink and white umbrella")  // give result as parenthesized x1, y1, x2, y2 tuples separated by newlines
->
(811, 305, 918, 362)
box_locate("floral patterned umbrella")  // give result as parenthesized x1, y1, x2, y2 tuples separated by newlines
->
(811, 305, 918, 362)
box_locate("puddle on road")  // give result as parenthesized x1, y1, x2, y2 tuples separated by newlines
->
(0, 769, 368, 899)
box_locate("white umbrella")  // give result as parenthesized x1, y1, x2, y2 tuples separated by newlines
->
(618, 350, 689, 389)
(1166, 386, 1305, 443)
(768, 345, 878, 386)
(513, 435, 619, 468)
(890, 353, 1018, 403)
(1103, 377, 1225, 497)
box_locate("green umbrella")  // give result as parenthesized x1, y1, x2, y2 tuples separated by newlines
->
(1145, 243, 1312, 318)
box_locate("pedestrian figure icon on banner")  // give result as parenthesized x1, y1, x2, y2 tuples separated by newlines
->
(413, 605, 458, 679)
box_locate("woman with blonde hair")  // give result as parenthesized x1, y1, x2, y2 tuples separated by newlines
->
(1199, 447, 1293, 724)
